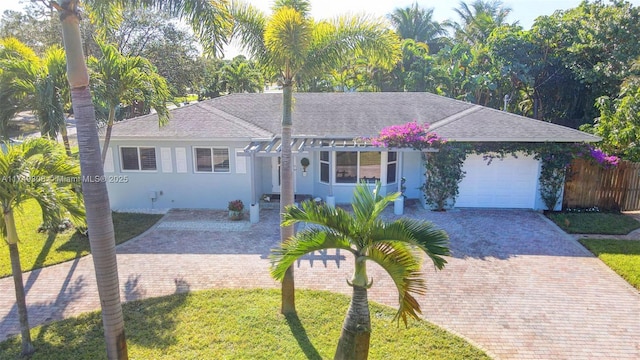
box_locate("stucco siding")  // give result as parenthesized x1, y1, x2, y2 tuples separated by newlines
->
(106, 139, 253, 210)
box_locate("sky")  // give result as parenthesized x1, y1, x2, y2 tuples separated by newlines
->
(3, 0, 640, 29)
(2, 0, 640, 57)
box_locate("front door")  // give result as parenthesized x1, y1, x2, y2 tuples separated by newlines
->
(271, 156, 296, 193)
(271, 157, 281, 193)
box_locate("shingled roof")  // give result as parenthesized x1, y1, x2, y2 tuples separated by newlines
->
(110, 92, 599, 143)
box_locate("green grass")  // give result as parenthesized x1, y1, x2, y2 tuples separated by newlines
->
(173, 94, 198, 104)
(546, 212, 640, 234)
(0, 199, 163, 278)
(0, 289, 490, 360)
(579, 239, 640, 290)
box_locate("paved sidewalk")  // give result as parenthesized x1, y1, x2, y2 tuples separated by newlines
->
(0, 207, 638, 359)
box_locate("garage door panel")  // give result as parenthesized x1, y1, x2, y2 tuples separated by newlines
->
(455, 154, 538, 208)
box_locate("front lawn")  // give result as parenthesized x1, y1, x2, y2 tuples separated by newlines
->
(547, 212, 640, 234)
(0, 289, 490, 360)
(0, 199, 163, 278)
(579, 239, 640, 290)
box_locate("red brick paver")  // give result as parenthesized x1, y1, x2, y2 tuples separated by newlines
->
(0, 207, 638, 359)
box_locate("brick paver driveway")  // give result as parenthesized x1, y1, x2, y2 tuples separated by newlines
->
(0, 206, 638, 359)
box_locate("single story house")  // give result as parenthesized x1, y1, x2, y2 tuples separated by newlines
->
(103, 92, 598, 215)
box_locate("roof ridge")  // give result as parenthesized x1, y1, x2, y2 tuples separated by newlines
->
(430, 105, 483, 130)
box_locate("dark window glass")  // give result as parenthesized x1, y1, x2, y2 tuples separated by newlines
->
(388, 151, 397, 162)
(320, 163, 329, 183)
(196, 148, 212, 172)
(213, 148, 229, 172)
(387, 163, 397, 184)
(139, 148, 157, 170)
(336, 152, 357, 183)
(320, 151, 329, 162)
(121, 147, 140, 170)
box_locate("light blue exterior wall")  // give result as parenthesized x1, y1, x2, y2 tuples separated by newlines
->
(308, 150, 423, 205)
(104, 140, 554, 211)
(105, 139, 254, 210)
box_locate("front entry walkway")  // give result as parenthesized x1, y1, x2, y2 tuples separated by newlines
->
(0, 207, 638, 359)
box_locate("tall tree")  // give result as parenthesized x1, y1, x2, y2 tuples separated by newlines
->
(88, 41, 170, 164)
(0, 37, 40, 139)
(35, 45, 73, 154)
(44, 0, 230, 358)
(232, 0, 400, 314)
(0, 138, 84, 356)
(594, 58, 640, 161)
(448, 0, 513, 45)
(387, 2, 448, 53)
(272, 183, 449, 359)
(219, 55, 264, 93)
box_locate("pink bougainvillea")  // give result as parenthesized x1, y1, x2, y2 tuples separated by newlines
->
(370, 122, 444, 150)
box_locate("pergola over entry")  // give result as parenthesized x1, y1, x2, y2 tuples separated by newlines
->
(242, 136, 437, 207)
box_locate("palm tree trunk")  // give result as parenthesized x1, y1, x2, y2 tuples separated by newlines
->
(60, 3, 128, 359)
(61, 123, 72, 156)
(334, 285, 371, 360)
(4, 209, 35, 356)
(280, 81, 295, 314)
(101, 106, 116, 164)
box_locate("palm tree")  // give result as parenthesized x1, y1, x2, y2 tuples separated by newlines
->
(48, 0, 230, 358)
(232, 0, 400, 315)
(35, 45, 73, 155)
(220, 56, 264, 93)
(88, 41, 170, 164)
(449, 0, 513, 44)
(0, 138, 84, 356)
(271, 183, 449, 359)
(387, 2, 448, 53)
(0, 37, 40, 139)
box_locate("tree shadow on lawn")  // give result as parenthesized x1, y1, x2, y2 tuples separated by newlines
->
(8, 278, 192, 357)
(285, 312, 323, 360)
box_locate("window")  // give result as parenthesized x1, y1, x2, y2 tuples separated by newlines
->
(359, 152, 381, 183)
(336, 152, 358, 183)
(335, 151, 382, 184)
(387, 152, 397, 184)
(194, 147, 230, 173)
(121, 147, 157, 171)
(320, 151, 329, 183)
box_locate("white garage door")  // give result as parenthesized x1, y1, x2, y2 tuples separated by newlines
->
(456, 154, 539, 208)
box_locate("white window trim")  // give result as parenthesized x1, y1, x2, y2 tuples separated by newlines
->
(386, 151, 398, 185)
(331, 151, 392, 186)
(120, 146, 158, 172)
(319, 151, 330, 184)
(192, 146, 231, 173)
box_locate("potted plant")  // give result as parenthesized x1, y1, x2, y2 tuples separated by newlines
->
(228, 199, 244, 220)
(300, 157, 310, 176)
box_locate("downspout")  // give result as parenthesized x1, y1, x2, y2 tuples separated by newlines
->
(250, 151, 259, 223)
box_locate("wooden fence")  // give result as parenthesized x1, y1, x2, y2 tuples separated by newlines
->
(563, 159, 640, 211)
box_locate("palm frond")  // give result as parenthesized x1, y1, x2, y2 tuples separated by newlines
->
(271, 227, 354, 281)
(0, 138, 85, 230)
(282, 200, 356, 238)
(264, 6, 312, 79)
(396, 218, 450, 269)
(129, 0, 232, 56)
(350, 182, 398, 225)
(230, 1, 268, 60)
(365, 241, 427, 325)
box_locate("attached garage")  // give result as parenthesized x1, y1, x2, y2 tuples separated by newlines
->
(456, 154, 540, 209)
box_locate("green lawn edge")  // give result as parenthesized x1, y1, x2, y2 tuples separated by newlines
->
(579, 239, 640, 290)
(0, 199, 163, 278)
(0, 289, 490, 360)
(546, 212, 640, 235)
